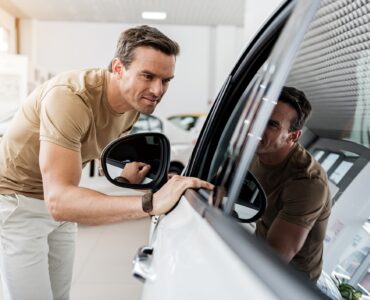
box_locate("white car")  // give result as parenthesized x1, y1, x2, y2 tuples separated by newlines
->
(101, 0, 370, 299)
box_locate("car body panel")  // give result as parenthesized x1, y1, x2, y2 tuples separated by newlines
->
(141, 197, 278, 300)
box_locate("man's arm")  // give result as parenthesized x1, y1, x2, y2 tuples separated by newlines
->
(266, 217, 309, 262)
(40, 141, 213, 225)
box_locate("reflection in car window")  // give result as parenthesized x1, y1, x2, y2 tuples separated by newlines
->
(314, 150, 325, 161)
(321, 153, 340, 172)
(207, 74, 263, 185)
(329, 161, 353, 185)
(206, 72, 267, 218)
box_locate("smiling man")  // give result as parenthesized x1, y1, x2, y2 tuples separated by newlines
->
(250, 86, 331, 282)
(0, 25, 213, 300)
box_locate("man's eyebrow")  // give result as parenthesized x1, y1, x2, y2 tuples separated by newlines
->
(141, 70, 174, 81)
(269, 119, 281, 128)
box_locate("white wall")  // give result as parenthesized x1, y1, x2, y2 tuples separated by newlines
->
(19, 20, 241, 117)
(17, 1, 283, 117)
(212, 26, 245, 101)
(243, 0, 284, 45)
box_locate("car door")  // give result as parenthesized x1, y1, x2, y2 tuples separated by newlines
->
(133, 1, 330, 299)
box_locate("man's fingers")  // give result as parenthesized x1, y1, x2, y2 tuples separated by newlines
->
(169, 176, 214, 191)
(185, 177, 214, 190)
(139, 164, 151, 175)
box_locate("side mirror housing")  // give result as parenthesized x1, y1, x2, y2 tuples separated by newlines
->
(100, 133, 170, 192)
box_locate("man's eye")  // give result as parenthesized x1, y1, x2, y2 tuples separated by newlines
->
(268, 121, 278, 128)
(143, 74, 153, 80)
(163, 79, 171, 84)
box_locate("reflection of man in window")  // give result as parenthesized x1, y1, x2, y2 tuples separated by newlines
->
(250, 86, 331, 282)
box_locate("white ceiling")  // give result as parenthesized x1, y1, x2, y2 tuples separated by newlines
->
(1, 0, 245, 26)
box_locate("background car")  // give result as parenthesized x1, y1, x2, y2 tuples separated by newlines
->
(167, 113, 207, 135)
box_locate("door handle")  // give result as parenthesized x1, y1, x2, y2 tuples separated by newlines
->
(132, 246, 154, 282)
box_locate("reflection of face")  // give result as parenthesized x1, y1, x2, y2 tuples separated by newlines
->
(256, 101, 298, 155)
(117, 47, 175, 114)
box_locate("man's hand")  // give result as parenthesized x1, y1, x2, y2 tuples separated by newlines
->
(152, 175, 214, 215)
(121, 161, 151, 184)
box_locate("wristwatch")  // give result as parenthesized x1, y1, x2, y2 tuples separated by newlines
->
(142, 192, 154, 215)
(114, 176, 130, 184)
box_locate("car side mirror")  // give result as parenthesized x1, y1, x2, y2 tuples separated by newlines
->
(100, 132, 170, 192)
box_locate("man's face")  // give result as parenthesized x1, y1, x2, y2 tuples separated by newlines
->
(256, 101, 299, 155)
(115, 47, 175, 114)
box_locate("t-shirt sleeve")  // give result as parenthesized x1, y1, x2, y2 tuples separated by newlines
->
(278, 178, 329, 230)
(39, 86, 91, 152)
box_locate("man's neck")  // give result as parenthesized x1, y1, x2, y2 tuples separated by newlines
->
(105, 71, 131, 114)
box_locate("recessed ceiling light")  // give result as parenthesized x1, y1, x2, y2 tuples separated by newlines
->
(142, 11, 167, 20)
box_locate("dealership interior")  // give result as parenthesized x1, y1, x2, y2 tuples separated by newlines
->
(0, 0, 370, 299)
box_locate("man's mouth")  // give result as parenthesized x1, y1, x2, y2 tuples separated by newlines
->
(142, 96, 158, 105)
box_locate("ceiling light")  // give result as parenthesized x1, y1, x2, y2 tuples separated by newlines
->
(142, 11, 167, 20)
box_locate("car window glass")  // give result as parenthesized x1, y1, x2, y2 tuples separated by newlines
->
(329, 161, 353, 185)
(132, 114, 163, 133)
(206, 70, 267, 221)
(207, 73, 263, 184)
(321, 153, 340, 172)
(147, 116, 162, 132)
(169, 116, 198, 131)
(201, 0, 320, 218)
(313, 150, 325, 161)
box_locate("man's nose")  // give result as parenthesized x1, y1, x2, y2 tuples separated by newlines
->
(150, 79, 164, 97)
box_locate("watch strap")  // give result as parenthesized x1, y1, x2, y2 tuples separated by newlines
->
(142, 192, 154, 215)
(114, 176, 130, 184)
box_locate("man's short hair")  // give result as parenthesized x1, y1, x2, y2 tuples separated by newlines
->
(108, 25, 180, 71)
(279, 86, 312, 131)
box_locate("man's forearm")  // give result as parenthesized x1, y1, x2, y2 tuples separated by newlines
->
(45, 184, 148, 225)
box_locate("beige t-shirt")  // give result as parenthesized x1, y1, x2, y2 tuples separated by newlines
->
(250, 143, 331, 282)
(0, 69, 139, 200)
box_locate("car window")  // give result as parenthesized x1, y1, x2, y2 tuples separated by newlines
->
(168, 115, 198, 131)
(168, 115, 207, 133)
(201, 0, 320, 216)
(131, 114, 163, 134)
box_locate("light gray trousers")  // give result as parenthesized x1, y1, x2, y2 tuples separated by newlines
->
(0, 194, 77, 300)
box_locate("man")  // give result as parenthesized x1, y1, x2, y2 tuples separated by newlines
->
(0, 25, 213, 300)
(250, 86, 331, 282)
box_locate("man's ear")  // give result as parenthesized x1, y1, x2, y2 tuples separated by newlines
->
(289, 129, 302, 143)
(111, 58, 124, 79)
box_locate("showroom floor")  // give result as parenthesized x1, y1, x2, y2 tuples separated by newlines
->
(0, 164, 150, 300)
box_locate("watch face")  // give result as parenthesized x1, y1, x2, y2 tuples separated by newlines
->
(142, 192, 153, 213)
